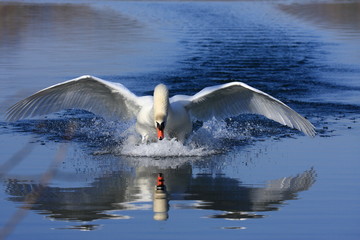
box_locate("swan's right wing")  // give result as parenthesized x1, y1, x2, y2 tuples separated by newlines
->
(6, 75, 142, 121)
(176, 82, 315, 136)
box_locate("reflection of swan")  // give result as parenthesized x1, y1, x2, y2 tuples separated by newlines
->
(4, 166, 316, 222)
(186, 168, 316, 219)
(6, 75, 315, 142)
(5, 172, 133, 222)
(153, 173, 169, 221)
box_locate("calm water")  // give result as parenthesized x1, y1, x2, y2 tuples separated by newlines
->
(0, 1, 360, 240)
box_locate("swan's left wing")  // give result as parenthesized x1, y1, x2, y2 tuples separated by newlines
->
(176, 82, 315, 136)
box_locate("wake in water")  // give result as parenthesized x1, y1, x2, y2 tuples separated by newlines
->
(118, 138, 217, 157)
(5, 110, 300, 158)
(86, 117, 252, 158)
(108, 118, 259, 158)
(95, 119, 229, 158)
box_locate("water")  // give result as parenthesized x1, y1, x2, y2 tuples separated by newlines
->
(0, 0, 359, 239)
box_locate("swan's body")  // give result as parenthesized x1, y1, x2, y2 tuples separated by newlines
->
(6, 75, 315, 142)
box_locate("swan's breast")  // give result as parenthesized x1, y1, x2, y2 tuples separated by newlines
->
(167, 102, 192, 139)
(136, 104, 154, 136)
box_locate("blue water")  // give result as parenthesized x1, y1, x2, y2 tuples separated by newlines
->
(0, 1, 359, 240)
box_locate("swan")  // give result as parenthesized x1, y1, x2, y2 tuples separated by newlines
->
(6, 75, 315, 142)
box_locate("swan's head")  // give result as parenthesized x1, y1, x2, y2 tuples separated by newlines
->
(153, 84, 169, 140)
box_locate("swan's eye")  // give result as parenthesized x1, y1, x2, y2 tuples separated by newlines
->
(156, 121, 165, 130)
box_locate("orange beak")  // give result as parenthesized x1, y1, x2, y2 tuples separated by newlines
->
(157, 128, 164, 140)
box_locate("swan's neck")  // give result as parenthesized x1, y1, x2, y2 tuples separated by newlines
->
(153, 84, 169, 122)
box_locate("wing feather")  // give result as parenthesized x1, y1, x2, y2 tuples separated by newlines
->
(181, 82, 315, 136)
(6, 75, 142, 121)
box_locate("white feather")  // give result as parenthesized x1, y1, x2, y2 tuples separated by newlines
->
(6, 75, 141, 121)
(7, 77, 316, 141)
(173, 82, 315, 137)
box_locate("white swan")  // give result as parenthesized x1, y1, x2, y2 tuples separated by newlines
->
(6, 75, 315, 142)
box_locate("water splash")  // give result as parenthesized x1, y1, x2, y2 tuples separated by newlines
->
(112, 119, 251, 158)
(6, 113, 295, 159)
(116, 138, 217, 158)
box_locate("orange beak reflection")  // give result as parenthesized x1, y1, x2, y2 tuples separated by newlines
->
(157, 128, 164, 140)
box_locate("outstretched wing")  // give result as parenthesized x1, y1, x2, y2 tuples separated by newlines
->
(175, 82, 315, 136)
(6, 75, 142, 121)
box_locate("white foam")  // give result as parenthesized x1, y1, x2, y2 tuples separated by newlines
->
(111, 119, 244, 158)
(116, 138, 216, 157)
(92, 119, 250, 159)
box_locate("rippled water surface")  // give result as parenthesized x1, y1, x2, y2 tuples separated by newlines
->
(0, 1, 359, 240)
